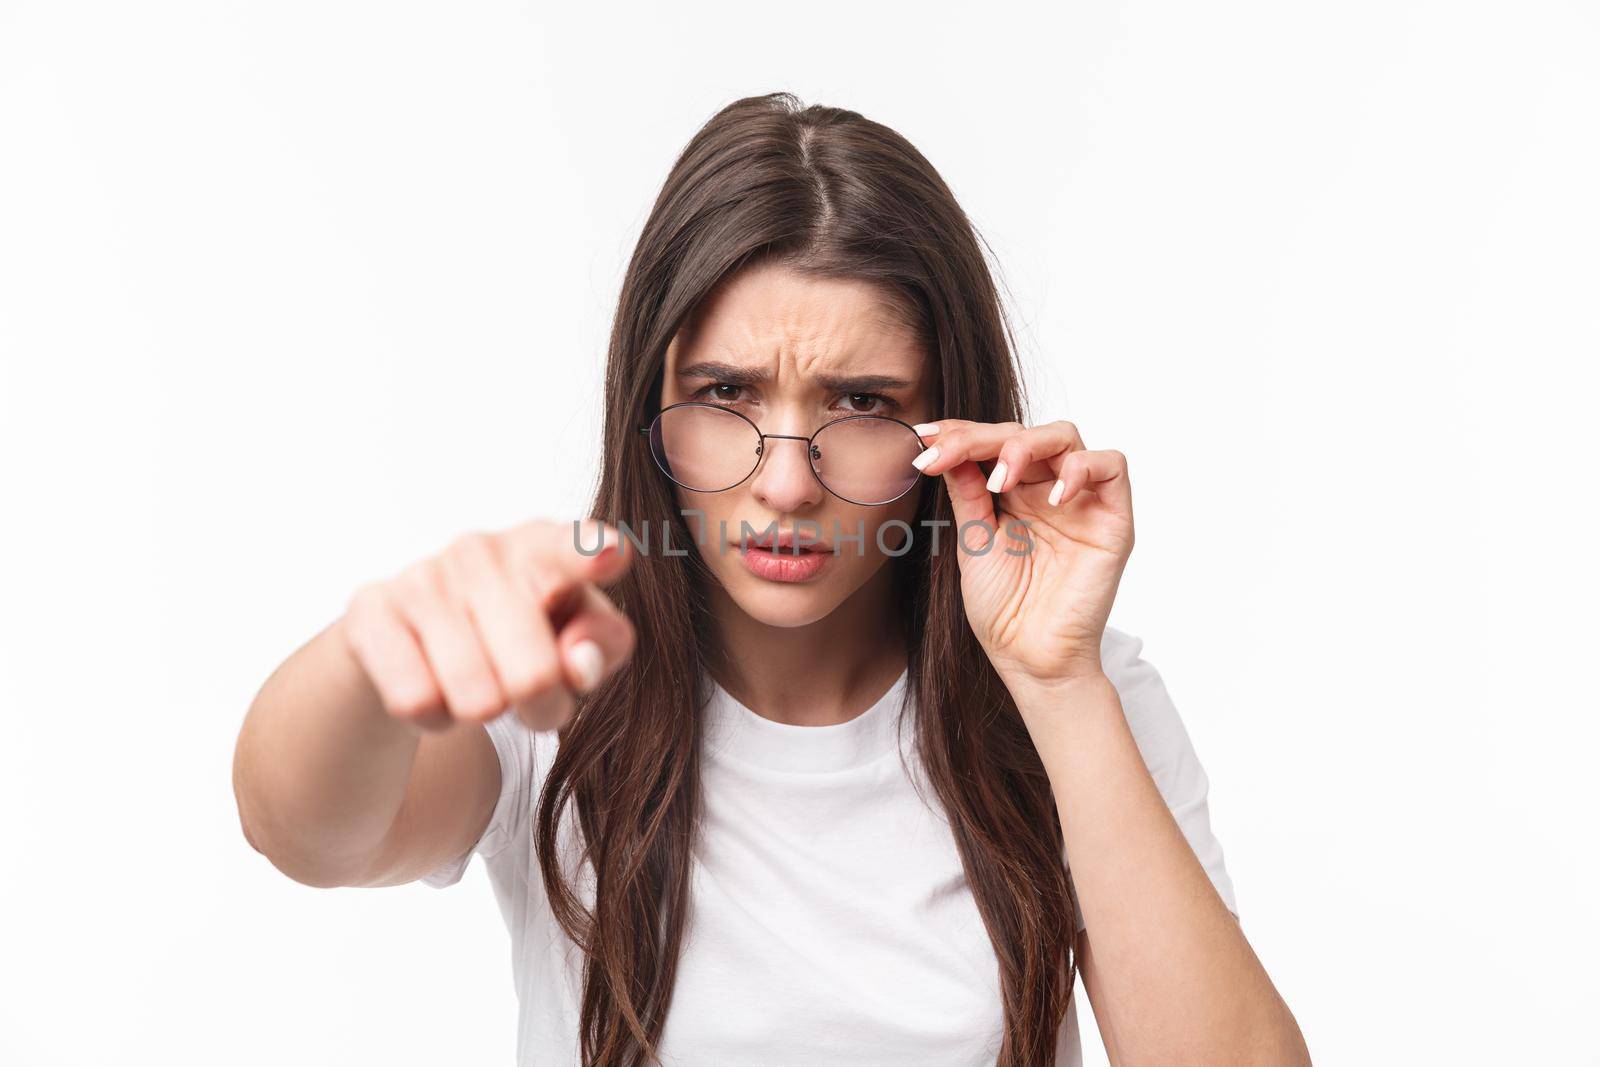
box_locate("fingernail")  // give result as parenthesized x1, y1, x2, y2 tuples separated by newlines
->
(912, 423, 941, 437)
(1048, 479, 1066, 506)
(911, 446, 940, 471)
(985, 460, 1008, 493)
(568, 639, 604, 693)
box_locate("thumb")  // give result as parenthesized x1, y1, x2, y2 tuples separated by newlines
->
(940, 459, 999, 552)
(573, 523, 634, 588)
(520, 520, 635, 624)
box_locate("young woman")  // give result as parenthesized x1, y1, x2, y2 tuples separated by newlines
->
(233, 92, 1309, 1066)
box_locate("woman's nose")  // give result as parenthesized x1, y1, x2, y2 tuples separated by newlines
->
(749, 430, 825, 511)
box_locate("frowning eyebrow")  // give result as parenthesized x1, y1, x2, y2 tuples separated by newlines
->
(675, 360, 916, 394)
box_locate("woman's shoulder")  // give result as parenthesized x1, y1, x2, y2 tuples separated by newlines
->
(483, 711, 559, 793)
(1098, 622, 1151, 672)
(1097, 624, 1200, 749)
(1096, 624, 1239, 917)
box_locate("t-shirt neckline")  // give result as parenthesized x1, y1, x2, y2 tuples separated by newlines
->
(703, 665, 912, 773)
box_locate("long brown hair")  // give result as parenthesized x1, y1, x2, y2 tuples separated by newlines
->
(535, 91, 1078, 1067)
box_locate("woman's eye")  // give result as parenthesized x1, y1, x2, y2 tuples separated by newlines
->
(694, 384, 898, 414)
(698, 383, 745, 404)
(843, 392, 895, 414)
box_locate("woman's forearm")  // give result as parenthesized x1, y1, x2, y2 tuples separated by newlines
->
(1010, 672, 1309, 1066)
(232, 615, 423, 887)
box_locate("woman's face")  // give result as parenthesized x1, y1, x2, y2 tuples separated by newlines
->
(659, 260, 934, 629)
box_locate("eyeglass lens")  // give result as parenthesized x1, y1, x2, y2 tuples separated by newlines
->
(648, 405, 923, 505)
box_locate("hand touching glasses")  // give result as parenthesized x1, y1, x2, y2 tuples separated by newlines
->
(910, 418, 1134, 694)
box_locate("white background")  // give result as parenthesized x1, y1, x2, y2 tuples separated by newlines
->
(2, 1, 1596, 1063)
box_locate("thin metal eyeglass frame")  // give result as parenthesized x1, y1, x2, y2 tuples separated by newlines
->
(637, 400, 931, 507)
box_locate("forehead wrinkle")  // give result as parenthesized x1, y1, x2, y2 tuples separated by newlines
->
(707, 339, 922, 395)
(667, 269, 928, 396)
(675, 356, 917, 395)
(712, 305, 918, 373)
(708, 279, 902, 357)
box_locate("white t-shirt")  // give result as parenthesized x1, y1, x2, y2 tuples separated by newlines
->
(421, 625, 1239, 1066)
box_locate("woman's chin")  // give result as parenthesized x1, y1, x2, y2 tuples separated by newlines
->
(722, 570, 849, 628)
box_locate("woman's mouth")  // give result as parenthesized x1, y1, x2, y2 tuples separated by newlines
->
(738, 542, 831, 583)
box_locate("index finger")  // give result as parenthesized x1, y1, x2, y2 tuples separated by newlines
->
(908, 419, 1028, 477)
(505, 518, 633, 616)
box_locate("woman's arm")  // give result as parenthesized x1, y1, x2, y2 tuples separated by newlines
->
(232, 615, 501, 888)
(911, 417, 1308, 1060)
(1014, 672, 1310, 1066)
(233, 520, 634, 889)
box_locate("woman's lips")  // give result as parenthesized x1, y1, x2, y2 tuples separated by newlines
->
(739, 543, 830, 582)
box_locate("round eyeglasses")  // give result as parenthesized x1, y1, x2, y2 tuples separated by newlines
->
(638, 401, 930, 506)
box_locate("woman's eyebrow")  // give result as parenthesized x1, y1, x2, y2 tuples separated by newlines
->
(676, 359, 916, 393)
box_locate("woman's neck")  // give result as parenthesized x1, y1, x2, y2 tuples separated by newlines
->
(704, 564, 907, 728)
